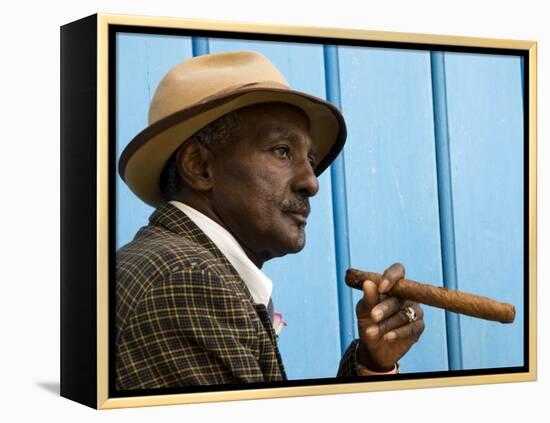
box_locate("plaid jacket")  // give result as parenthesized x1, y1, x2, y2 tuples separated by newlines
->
(116, 203, 360, 390)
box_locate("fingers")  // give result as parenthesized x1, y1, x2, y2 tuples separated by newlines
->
(370, 296, 402, 323)
(378, 303, 424, 339)
(365, 302, 424, 342)
(383, 319, 425, 342)
(378, 262, 405, 294)
(356, 280, 379, 317)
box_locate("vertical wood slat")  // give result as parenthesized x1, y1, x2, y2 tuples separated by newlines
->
(339, 46, 448, 373)
(192, 37, 210, 56)
(521, 56, 525, 101)
(324, 45, 354, 355)
(115, 34, 194, 249)
(430, 51, 464, 371)
(443, 52, 524, 369)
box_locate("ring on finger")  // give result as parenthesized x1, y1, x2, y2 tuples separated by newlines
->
(402, 305, 417, 323)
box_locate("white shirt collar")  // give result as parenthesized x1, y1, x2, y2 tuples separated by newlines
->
(169, 200, 273, 307)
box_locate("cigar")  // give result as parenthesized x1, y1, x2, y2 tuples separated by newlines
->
(345, 268, 515, 324)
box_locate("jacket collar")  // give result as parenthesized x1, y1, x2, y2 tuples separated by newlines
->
(148, 202, 237, 270)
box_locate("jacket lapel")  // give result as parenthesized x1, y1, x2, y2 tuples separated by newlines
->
(254, 304, 288, 381)
(149, 203, 232, 266)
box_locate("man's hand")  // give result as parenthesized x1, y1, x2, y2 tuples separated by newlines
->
(355, 263, 425, 371)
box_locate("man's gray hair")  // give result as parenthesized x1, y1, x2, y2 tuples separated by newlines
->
(160, 110, 241, 200)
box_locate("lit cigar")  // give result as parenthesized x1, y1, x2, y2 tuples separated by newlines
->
(345, 268, 515, 324)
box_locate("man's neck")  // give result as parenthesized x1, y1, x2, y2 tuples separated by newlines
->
(171, 195, 266, 268)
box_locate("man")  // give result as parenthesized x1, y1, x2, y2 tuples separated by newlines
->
(116, 51, 425, 390)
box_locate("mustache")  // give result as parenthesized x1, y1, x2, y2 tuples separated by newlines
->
(281, 198, 310, 216)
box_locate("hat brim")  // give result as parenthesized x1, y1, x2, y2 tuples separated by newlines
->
(119, 85, 347, 207)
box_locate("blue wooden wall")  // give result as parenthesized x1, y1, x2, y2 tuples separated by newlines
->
(115, 32, 524, 379)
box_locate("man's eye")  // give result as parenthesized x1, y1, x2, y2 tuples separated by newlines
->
(273, 146, 290, 159)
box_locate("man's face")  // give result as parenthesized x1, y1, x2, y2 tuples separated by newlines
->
(209, 103, 319, 266)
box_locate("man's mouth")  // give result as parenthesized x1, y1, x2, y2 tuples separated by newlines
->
(287, 212, 307, 225)
(285, 211, 308, 226)
(281, 198, 310, 226)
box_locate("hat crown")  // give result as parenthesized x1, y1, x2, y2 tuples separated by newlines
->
(149, 51, 289, 125)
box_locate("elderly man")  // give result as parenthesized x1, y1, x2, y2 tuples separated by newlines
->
(116, 51, 425, 390)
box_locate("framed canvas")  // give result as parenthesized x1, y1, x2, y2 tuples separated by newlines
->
(60, 13, 537, 409)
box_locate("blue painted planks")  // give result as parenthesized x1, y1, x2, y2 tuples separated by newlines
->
(338, 46, 449, 373)
(430, 52, 464, 371)
(115, 32, 524, 378)
(324, 45, 355, 355)
(116, 33, 194, 248)
(444, 52, 524, 369)
(208, 38, 342, 380)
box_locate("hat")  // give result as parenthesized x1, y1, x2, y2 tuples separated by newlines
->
(118, 50, 347, 207)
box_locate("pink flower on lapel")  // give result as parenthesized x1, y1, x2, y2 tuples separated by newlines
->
(273, 311, 287, 336)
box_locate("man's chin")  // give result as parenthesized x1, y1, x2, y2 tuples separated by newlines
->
(268, 236, 306, 259)
(287, 242, 305, 254)
(282, 233, 307, 254)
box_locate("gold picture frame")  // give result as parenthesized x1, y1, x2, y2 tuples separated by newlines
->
(60, 12, 537, 409)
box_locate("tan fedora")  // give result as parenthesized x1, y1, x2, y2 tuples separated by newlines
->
(118, 50, 347, 207)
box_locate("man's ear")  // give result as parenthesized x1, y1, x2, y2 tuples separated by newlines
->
(175, 138, 214, 192)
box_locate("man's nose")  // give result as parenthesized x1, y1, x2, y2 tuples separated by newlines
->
(293, 157, 320, 198)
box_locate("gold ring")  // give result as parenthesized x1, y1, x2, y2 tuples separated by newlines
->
(402, 306, 417, 323)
